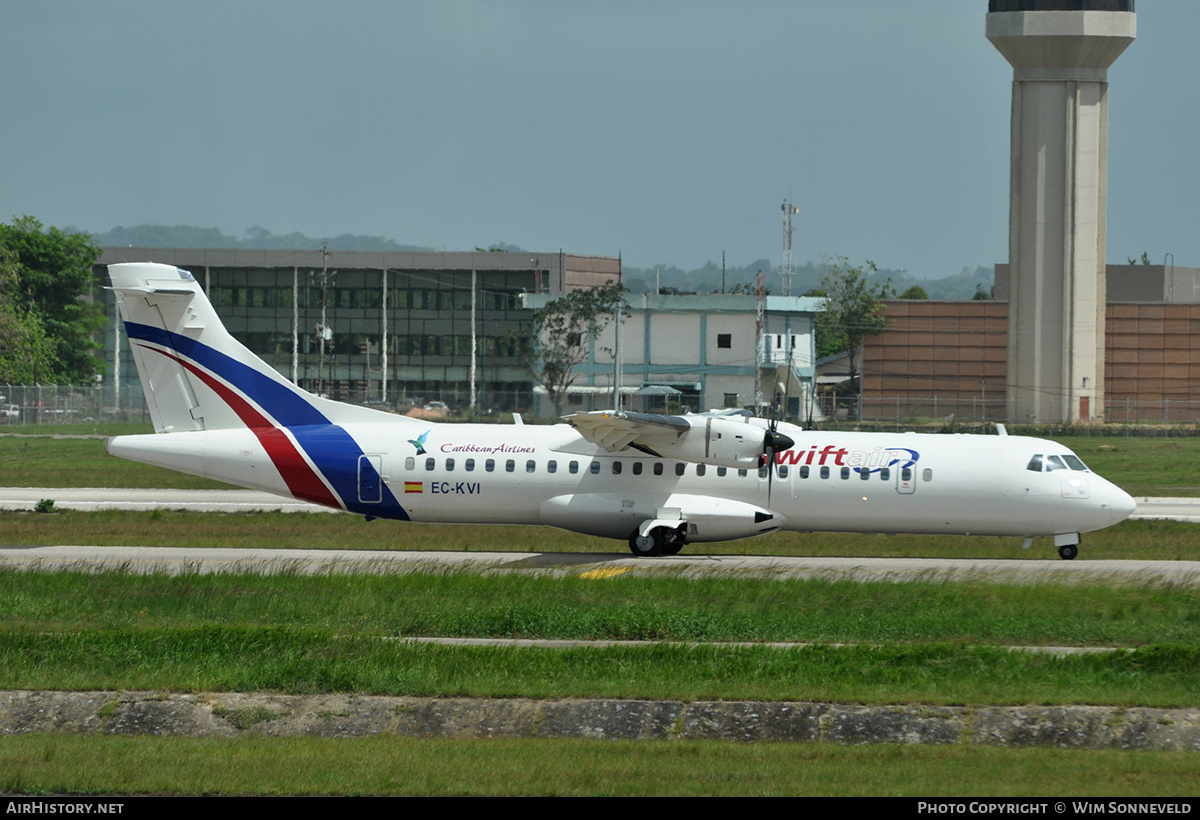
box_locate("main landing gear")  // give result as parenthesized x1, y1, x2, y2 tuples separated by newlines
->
(628, 525, 686, 557)
(1058, 543, 1079, 561)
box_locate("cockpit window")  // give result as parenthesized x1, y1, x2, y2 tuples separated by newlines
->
(1062, 455, 1089, 471)
(1028, 453, 1090, 473)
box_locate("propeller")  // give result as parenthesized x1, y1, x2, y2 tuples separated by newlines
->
(762, 374, 796, 503)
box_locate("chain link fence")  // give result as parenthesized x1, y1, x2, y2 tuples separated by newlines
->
(823, 394, 1200, 435)
(0, 384, 535, 427)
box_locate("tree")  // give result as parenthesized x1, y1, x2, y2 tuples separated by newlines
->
(971, 283, 993, 301)
(515, 282, 627, 416)
(0, 247, 58, 383)
(898, 285, 928, 300)
(814, 258, 891, 419)
(0, 217, 104, 382)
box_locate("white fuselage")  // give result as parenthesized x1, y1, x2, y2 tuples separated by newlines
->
(107, 419, 1135, 544)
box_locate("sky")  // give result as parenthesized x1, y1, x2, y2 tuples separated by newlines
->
(3, 1, 1197, 280)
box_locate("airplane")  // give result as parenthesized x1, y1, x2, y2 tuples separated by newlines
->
(105, 261, 1136, 561)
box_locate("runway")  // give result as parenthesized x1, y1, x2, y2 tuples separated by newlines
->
(2, 487, 1198, 584)
(3, 544, 1199, 585)
(0, 486, 1196, 519)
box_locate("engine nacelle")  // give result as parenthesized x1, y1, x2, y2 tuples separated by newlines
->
(539, 492, 784, 543)
(648, 416, 770, 469)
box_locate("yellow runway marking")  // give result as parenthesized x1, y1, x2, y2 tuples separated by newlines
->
(577, 566, 633, 580)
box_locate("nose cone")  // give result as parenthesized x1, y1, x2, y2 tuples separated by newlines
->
(1093, 480, 1136, 529)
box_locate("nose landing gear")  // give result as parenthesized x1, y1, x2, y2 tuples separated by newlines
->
(1054, 532, 1081, 561)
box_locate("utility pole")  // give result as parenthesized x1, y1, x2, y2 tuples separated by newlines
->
(316, 244, 333, 397)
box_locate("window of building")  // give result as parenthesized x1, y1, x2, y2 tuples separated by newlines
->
(717, 334, 732, 349)
(723, 393, 739, 408)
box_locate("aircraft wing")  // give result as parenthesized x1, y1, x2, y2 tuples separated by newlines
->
(565, 411, 690, 455)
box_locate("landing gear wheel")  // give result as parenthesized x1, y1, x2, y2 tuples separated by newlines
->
(629, 528, 664, 557)
(1058, 543, 1078, 561)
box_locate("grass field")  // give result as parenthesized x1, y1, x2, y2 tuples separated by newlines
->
(4, 736, 1199, 797)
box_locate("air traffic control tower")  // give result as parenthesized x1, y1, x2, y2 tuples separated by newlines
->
(987, 1, 1135, 423)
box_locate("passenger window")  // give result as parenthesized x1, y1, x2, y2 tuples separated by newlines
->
(696, 464, 706, 477)
(799, 465, 809, 479)
(505, 459, 515, 473)
(425, 458, 435, 471)
(880, 468, 890, 481)
(547, 460, 557, 474)
(923, 468, 933, 482)
(445, 458, 455, 472)
(485, 459, 495, 472)
(675, 463, 686, 476)
(778, 466, 788, 479)
(526, 460, 536, 473)
(717, 467, 727, 477)
(653, 463, 663, 476)
(738, 469, 748, 478)
(405, 457, 415, 470)
(860, 469, 870, 481)
(901, 467, 913, 483)
(612, 461, 622, 475)
(820, 466, 830, 479)
(569, 461, 579, 474)
(758, 466, 768, 479)
(590, 461, 601, 475)
(632, 462, 643, 475)
(465, 458, 475, 472)
(841, 467, 850, 480)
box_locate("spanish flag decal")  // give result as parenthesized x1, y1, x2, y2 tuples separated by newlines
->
(404, 482, 423, 494)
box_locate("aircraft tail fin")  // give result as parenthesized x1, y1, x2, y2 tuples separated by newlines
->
(109, 262, 401, 433)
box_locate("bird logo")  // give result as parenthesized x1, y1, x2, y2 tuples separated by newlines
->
(408, 430, 430, 455)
